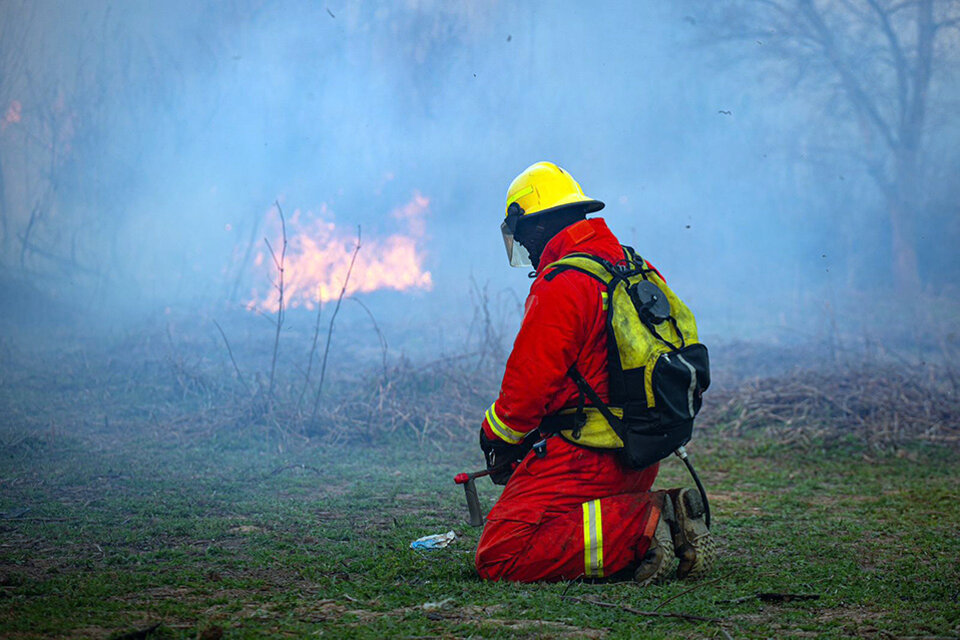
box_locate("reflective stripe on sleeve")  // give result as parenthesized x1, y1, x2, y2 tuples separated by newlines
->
(581, 499, 604, 578)
(484, 402, 526, 444)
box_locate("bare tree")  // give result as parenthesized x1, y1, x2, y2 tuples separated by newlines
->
(0, 1, 36, 260)
(690, 0, 960, 290)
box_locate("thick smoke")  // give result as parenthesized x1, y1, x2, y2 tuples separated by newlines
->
(0, 0, 957, 350)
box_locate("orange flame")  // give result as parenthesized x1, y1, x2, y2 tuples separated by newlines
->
(247, 192, 433, 312)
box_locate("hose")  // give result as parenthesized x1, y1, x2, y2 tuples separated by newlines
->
(674, 446, 711, 529)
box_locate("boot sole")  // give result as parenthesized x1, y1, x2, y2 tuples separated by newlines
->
(634, 518, 675, 586)
(634, 496, 676, 586)
(671, 488, 716, 580)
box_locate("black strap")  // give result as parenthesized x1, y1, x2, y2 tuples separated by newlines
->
(573, 378, 586, 439)
(540, 382, 588, 438)
(544, 252, 622, 284)
(540, 412, 580, 432)
(667, 316, 686, 349)
(622, 245, 659, 280)
(567, 365, 624, 432)
(543, 263, 608, 284)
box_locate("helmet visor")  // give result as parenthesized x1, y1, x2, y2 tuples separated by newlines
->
(501, 220, 531, 268)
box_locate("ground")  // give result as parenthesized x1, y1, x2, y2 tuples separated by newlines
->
(2, 422, 958, 639)
(1, 318, 958, 639)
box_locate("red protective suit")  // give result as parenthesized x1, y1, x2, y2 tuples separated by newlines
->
(476, 217, 665, 582)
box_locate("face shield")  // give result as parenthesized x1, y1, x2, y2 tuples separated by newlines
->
(501, 203, 531, 267)
(501, 220, 532, 267)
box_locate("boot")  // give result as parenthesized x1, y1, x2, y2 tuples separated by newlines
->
(633, 495, 676, 585)
(665, 488, 716, 580)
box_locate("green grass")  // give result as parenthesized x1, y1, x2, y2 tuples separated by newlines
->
(1, 425, 958, 640)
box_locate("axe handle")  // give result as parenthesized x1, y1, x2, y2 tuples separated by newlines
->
(454, 459, 519, 528)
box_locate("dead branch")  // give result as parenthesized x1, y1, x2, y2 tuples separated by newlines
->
(266, 200, 287, 412)
(297, 298, 324, 412)
(19, 204, 39, 270)
(213, 320, 249, 394)
(716, 592, 820, 604)
(653, 570, 732, 611)
(16, 233, 102, 278)
(562, 595, 723, 623)
(311, 225, 362, 422)
(351, 297, 389, 379)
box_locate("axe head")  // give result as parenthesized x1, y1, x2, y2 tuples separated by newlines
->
(463, 477, 484, 527)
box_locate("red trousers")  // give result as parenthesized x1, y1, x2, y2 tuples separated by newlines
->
(475, 437, 662, 582)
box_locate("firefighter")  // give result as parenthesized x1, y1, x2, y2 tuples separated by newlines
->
(475, 161, 714, 583)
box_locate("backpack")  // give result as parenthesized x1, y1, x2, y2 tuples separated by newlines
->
(539, 246, 710, 470)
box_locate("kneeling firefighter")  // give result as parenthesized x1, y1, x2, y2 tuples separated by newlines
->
(475, 161, 715, 583)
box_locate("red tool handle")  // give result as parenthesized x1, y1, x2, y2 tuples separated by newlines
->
(454, 469, 490, 484)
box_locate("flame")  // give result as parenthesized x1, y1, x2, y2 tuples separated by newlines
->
(247, 192, 433, 312)
(1, 100, 21, 132)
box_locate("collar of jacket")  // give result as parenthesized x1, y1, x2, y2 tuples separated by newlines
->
(535, 217, 622, 274)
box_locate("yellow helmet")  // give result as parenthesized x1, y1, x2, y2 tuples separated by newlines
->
(505, 161, 602, 217)
(501, 161, 604, 267)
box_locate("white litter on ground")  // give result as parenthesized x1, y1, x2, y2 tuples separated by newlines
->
(410, 530, 456, 550)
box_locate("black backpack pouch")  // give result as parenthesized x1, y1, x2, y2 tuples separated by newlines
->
(618, 343, 710, 470)
(653, 344, 710, 422)
(618, 414, 694, 470)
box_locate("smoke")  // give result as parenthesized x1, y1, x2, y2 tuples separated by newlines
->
(0, 0, 957, 350)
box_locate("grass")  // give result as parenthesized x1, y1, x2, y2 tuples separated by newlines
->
(0, 325, 958, 639)
(1, 421, 958, 639)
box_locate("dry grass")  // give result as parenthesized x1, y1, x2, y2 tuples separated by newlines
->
(301, 353, 500, 446)
(701, 361, 960, 450)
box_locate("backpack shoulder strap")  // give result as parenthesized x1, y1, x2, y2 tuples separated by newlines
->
(620, 245, 660, 280)
(622, 245, 641, 265)
(542, 252, 616, 285)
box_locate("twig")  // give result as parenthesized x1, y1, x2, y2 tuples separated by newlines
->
(266, 201, 287, 412)
(17, 232, 102, 278)
(297, 299, 324, 412)
(311, 225, 362, 422)
(213, 320, 249, 393)
(19, 204, 39, 270)
(715, 594, 754, 605)
(715, 592, 820, 604)
(351, 297, 388, 379)
(653, 570, 731, 611)
(756, 592, 820, 603)
(562, 595, 722, 623)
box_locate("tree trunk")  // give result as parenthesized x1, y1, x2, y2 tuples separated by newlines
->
(887, 195, 921, 292)
(886, 0, 933, 293)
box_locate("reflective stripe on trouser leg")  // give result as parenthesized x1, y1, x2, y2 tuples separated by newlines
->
(581, 499, 604, 577)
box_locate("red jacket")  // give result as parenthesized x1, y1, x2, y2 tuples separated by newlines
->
(483, 217, 659, 444)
